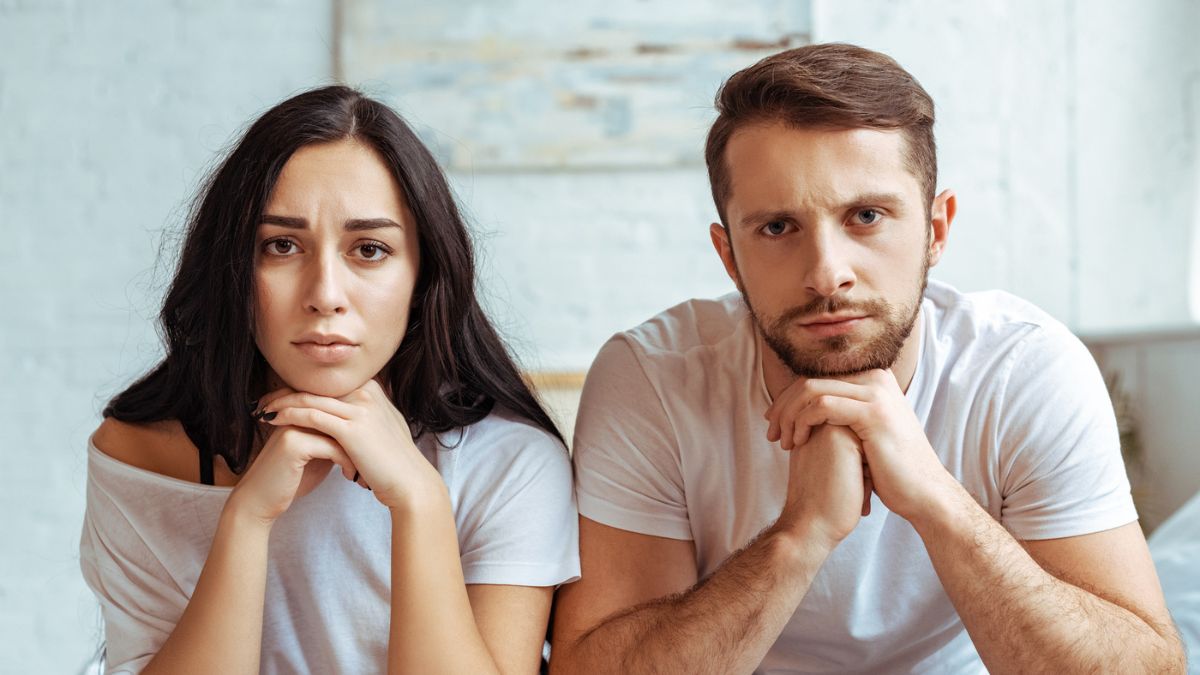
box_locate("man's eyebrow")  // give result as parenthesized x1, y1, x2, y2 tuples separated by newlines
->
(738, 209, 795, 229)
(842, 192, 907, 209)
(259, 215, 404, 231)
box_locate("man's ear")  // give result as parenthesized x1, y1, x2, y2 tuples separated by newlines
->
(710, 222, 742, 290)
(928, 189, 956, 267)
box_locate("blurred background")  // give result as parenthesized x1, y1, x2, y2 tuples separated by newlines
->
(3, 0, 1200, 671)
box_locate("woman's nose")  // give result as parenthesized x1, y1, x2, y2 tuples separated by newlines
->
(303, 255, 349, 315)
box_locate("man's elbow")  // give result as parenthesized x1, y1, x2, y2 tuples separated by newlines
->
(546, 639, 581, 675)
(1144, 620, 1187, 675)
(1161, 632, 1187, 674)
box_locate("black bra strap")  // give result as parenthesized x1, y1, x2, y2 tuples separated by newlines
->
(181, 418, 215, 486)
(198, 445, 214, 486)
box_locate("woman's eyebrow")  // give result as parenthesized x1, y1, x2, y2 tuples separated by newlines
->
(261, 214, 307, 228)
(345, 218, 403, 232)
(259, 215, 403, 231)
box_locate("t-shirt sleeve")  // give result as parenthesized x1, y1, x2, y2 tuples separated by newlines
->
(572, 336, 691, 540)
(995, 325, 1139, 540)
(79, 468, 186, 674)
(451, 419, 580, 587)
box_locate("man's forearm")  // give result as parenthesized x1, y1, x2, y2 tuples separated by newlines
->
(558, 525, 833, 675)
(915, 486, 1185, 674)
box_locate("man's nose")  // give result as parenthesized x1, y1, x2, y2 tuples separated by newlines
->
(804, 229, 856, 298)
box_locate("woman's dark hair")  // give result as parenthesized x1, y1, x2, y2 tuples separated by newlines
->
(105, 85, 562, 472)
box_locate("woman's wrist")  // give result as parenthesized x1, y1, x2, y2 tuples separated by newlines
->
(220, 494, 278, 535)
(386, 477, 452, 521)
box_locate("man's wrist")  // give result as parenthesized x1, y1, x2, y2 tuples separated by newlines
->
(904, 474, 979, 540)
(764, 518, 839, 567)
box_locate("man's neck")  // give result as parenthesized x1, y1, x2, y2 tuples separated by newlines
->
(761, 308, 924, 402)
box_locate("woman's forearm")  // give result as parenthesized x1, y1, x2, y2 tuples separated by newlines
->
(387, 485, 501, 675)
(143, 504, 271, 675)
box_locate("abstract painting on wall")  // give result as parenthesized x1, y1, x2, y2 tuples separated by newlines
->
(339, 0, 812, 170)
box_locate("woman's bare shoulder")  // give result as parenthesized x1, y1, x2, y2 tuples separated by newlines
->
(92, 417, 201, 483)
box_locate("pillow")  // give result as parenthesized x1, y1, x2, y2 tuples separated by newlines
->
(1148, 490, 1200, 661)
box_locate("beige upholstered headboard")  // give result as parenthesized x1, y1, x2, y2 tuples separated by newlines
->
(526, 372, 586, 450)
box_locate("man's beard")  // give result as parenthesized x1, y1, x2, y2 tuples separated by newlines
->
(743, 259, 929, 379)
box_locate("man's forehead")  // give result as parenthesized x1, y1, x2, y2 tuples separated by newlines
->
(724, 123, 920, 221)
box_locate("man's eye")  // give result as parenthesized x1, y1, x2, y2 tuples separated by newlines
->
(855, 209, 880, 225)
(764, 221, 789, 236)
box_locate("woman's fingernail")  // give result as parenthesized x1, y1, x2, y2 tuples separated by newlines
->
(261, 411, 277, 422)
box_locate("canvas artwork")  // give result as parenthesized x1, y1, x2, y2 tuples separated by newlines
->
(340, 0, 812, 169)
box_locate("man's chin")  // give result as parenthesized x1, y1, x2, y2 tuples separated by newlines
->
(790, 360, 878, 379)
(778, 343, 898, 379)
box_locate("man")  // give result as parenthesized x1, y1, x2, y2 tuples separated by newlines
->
(550, 43, 1185, 673)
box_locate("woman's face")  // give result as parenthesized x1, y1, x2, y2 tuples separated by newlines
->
(254, 138, 420, 398)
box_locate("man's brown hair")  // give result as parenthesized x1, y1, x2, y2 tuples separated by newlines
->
(705, 43, 936, 227)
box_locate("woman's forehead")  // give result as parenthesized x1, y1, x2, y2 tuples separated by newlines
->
(267, 139, 408, 220)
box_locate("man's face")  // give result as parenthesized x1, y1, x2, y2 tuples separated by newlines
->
(712, 122, 945, 378)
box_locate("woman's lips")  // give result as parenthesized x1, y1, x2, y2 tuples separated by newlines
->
(293, 341, 358, 363)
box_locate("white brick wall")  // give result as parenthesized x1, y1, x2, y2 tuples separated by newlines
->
(1072, 1, 1200, 330)
(0, 2, 332, 670)
(456, 168, 734, 370)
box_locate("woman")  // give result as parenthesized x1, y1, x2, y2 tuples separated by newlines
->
(80, 85, 579, 674)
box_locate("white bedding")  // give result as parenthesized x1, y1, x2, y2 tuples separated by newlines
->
(1149, 491, 1200, 672)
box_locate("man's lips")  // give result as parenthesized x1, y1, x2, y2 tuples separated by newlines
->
(798, 314, 868, 326)
(796, 314, 868, 337)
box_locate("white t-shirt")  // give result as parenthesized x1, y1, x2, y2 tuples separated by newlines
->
(573, 280, 1137, 674)
(80, 409, 580, 674)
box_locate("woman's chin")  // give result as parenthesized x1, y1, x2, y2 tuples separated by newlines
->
(277, 371, 371, 399)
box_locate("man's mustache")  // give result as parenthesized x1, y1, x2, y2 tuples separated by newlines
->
(773, 296, 891, 327)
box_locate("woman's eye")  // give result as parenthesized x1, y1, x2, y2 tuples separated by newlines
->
(355, 242, 389, 261)
(265, 239, 296, 255)
(855, 209, 880, 225)
(764, 221, 789, 236)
